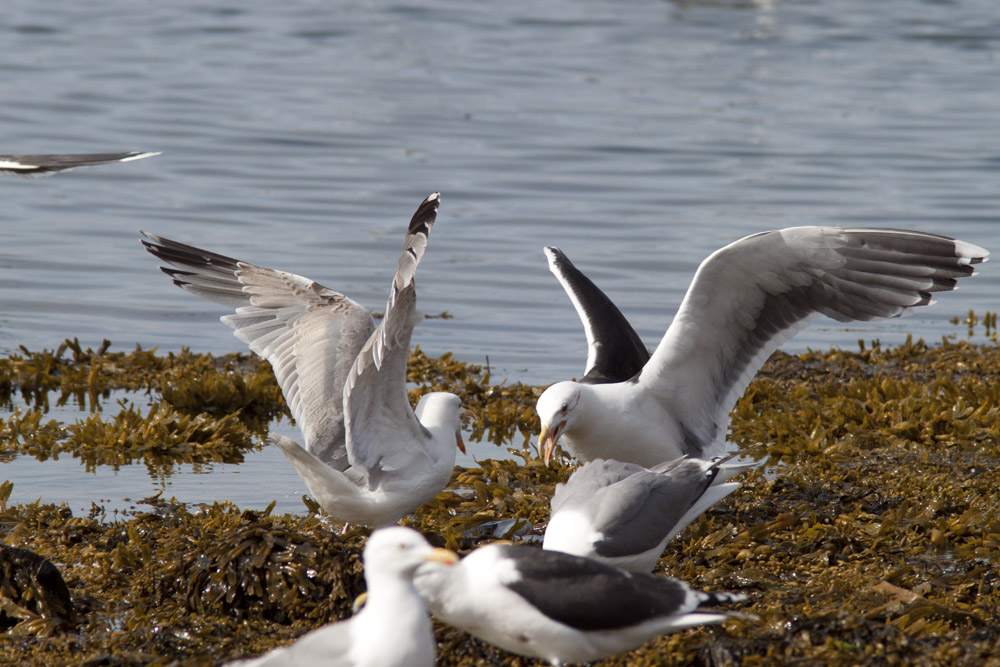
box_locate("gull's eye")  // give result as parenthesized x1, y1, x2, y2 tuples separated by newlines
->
(561, 404, 569, 414)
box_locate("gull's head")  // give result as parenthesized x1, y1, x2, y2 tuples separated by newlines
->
(363, 527, 459, 583)
(536, 381, 582, 464)
(415, 391, 466, 454)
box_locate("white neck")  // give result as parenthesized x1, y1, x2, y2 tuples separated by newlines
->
(349, 576, 434, 667)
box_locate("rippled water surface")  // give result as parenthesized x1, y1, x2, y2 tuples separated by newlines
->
(3, 0, 999, 511)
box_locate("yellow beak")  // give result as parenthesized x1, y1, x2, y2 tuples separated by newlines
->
(351, 547, 458, 614)
(425, 547, 459, 566)
(539, 423, 562, 465)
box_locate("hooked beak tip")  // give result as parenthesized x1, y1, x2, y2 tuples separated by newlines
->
(426, 547, 460, 566)
(456, 432, 466, 455)
(539, 426, 555, 466)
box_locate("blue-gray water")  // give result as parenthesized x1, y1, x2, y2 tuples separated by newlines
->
(2, 0, 999, 514)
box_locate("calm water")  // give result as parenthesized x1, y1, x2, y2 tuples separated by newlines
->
(2, 0, 999, 512)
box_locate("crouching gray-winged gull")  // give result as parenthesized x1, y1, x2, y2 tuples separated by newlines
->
(227, 527, 458, 667)
(537, 228, 988, 467)
(414, 542, 746, 666)
(543, 453, 758, 573)
(142, 193, 465, 527)
(0, 151, 159, 175)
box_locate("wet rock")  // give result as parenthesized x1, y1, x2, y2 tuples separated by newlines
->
(0, 543, 77, 634)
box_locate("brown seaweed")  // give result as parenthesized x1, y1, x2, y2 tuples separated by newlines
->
(0, 334, 998, 665)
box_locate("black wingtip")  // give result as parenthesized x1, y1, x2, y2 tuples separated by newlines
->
(160, 266, 190, 279)
(544, 246, 569, 266)
(139, 230, 168, 255)
(139, 231, 242, 270)
(407, 192, 441, 237)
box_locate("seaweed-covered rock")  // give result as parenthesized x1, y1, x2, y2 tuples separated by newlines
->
(0, 543, 78, 635)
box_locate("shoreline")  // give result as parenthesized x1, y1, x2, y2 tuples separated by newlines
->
(2, 336, 999, 665)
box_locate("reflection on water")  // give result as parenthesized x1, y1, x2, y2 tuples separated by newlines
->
(1, 385, 485, 514)
(4, 442, 306, 516)
(2, 0, 999, 511)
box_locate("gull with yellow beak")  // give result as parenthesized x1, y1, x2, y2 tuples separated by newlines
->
(538, 227, 987, 467)
(143, 194, 465, 527)
(227, 527, 458, 667)
(414, 540, 746, 666)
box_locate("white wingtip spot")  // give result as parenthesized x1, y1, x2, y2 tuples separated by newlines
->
(544, 247, 563, 275)
(120, 151, 162, 162)
(953, 239, 989, 263)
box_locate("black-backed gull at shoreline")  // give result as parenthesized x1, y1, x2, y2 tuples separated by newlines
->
(538, 228, 988, 467)
(415, 541, 746, 666)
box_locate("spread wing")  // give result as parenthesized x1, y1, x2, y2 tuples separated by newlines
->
(544, 247, 650, 384)
(1, 151, 159, 175)
(639, 227, 988, 457)
(141, 232, 374, 469)
(342, 193, 440, 475)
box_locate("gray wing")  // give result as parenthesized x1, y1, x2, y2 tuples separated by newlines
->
(141, 232, 374, 469)
(640, 227, 988, 457)
(226, 620, 355, 666)
(554, 458, 713, 559)
(544, 247, 650, 384)
(342, 194, 440, 475)
(0, 151, 159, 175)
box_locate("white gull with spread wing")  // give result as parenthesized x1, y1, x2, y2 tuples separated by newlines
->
(538, 228, 988, 467)
(142, 193, 464, 527)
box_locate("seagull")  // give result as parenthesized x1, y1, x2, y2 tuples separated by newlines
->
(414, 542, 746, 666)
(227, 526, 458, 667)
(142, 193, 465, 527)
(543, 453, 758, 573)
(0, 151, 159, 176)
(537, 228, 988, 467)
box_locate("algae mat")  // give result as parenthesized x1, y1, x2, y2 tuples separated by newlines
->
(1, 337, 999, 665)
